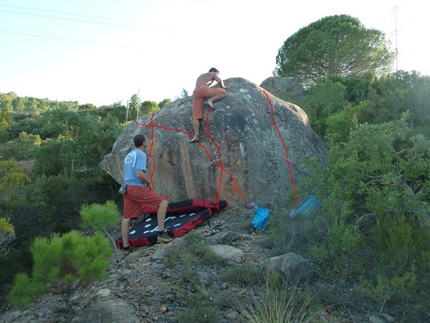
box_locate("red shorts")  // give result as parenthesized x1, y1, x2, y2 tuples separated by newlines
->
(123, 185, 166, 219)
(192, 86, 227, 120)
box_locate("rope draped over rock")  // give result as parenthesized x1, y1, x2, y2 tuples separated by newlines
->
(134, 89, 300, 210)
(134, 116, 246, 208)
(263, 89, 300, 208)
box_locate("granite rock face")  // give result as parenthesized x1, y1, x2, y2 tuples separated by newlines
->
(100, 77, 327, 210)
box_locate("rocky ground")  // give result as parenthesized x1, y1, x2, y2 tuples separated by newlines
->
(0, 206, 398, 323)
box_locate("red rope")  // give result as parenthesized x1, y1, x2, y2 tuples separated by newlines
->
(133, 119, 246, 200)
(204, 109, 246, 201)
(205, 109, 222, 209)
(147, 113, 156, 190)
(263, 90, 299, 208)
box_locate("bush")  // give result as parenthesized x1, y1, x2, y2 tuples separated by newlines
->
(231, 278, 323, 323)
(0, 217, 15, 257)
(221, 262, 265, 287)
(7, 230, 112, 310)
(176, 304, 220, 323)
(164, 231, 225, 269)
(80, 200, 119, 233)
(294, 113, 430, 316)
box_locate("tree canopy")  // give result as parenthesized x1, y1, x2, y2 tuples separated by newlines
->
(275, 15, 395, 85)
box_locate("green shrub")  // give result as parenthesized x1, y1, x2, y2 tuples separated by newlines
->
(357, 270, 417, 311)
(221, 262, 265, 287)
(232, 279, 322, 323)
(372, 212, 430, 270)
(176, 303, 220, 323)
(261, 210, 325, 258)
(0, 217, 15, 257)
(291, 113, 430, 317)
(7, 230, 112, 310)
(165, 231, 225, 268)
(80, 200, 119, 233)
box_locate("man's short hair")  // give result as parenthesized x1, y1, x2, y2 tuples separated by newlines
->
(209, 67, 219, 73)
(133, 134, 146, 147)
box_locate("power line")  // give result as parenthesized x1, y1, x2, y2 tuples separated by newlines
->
(0, 4, 198, 36)
(0, 3, 202, 52)
(0, 30, 175, 52)
(0, 8, 199, 36)
(0, 4, 162, 27)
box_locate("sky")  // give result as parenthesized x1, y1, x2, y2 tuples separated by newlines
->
(0, 0, 428, 107)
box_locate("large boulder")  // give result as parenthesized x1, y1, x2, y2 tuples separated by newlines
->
(100, 77, 327, 210)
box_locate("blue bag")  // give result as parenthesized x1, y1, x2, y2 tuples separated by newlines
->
(251, 206, 270, 230)
(289, 195, 322, 218)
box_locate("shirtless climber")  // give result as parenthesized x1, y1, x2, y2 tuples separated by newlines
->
(190, 67, 227, 143)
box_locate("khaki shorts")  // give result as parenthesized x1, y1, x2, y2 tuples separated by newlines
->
(192, 86, 227, 120)
(123, 185, 165, 219)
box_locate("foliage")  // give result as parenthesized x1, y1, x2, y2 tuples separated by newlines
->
(0, 132, 41, 161)
(32, 111, 121, 177)
(297, 78, 348, 137)
(0, 91, 79, 114)
(158, 98, 172, 108)
(0, 93, 14, 113)
(0, 217, 15, 257)
(373, 71, 430, 129)
(164, 231, 225, 269)
(0, 108, 12, 143)
(179, 88, 189, 98)
(176, 299, 220, 323)
(0, 167, 49, 239)
(310, 222, 365, 279)
(2, 67, 430, 321)
(0, 159, 31, 201)
(260, 209, 326, 259)
(296, 72, 430, 144)
(80, 200, 121, 250)
(127, 93, 140, 120)
(80, 200, 120, 233)
(165, 231, 226, 323)
(331, 74, 372, 104)
(232, 278, 322, 323)
(295, 113, 430, 310)
(220, 262, 265, 287)
(140, 100, 160, 116)
(275, 15, 394, 85)
(7, 230, 112, 310)
(8, 115, 42, 141)
(372, 211, 430, 271)
(105, 102, 128, 123)
(357, 271, 417, 312)
(0, 242, 33, 299)
(324, 109, 355, 144)
(0, 171, 119, 304)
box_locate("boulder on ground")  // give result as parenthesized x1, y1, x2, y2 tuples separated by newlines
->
(100, 77, 327, 210)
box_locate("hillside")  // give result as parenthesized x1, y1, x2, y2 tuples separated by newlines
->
(0, 205, 399, 323)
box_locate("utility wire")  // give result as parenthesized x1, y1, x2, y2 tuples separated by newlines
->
(0, 3, 198, 52)
(0, 3, 174, 28)
(0, 8, 200, 36)
(0, 30, 176, 52)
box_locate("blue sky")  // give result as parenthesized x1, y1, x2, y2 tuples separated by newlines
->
(0, 0, 428, 107)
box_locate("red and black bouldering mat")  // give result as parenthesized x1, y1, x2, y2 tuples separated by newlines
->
(141, 198, 228, 214)
(116, 208, 213, 248)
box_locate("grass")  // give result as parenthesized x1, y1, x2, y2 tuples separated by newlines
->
(230, 275, 325, 323)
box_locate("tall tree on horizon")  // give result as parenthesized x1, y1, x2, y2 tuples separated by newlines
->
(275, 15, 395, 85)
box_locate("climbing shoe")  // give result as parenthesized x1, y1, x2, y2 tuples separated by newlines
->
(121, 245, 135, 255)
(157, 231, 173, 243)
